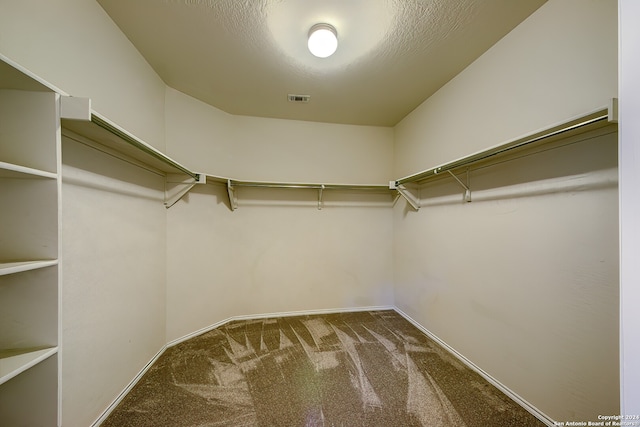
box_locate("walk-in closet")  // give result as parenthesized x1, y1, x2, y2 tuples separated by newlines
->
(1, 0, 638, 426)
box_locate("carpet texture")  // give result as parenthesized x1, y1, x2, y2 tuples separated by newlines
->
(101, 310, 545, 427)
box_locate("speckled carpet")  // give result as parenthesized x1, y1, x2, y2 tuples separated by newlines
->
(101, 310, 545, 427)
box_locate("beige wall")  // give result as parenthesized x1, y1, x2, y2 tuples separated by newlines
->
(164, 88, 395, 342)
(394, 129, 619, 422)
(165, 184, 394, 342)
(0, 0, 166, 150)
(165, 87, 394, 183)
(393, 0, 618, 422)
(61, 136, 167, 426)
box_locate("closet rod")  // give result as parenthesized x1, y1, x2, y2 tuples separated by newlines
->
(91, 114, 199, 181)
(229, 180, 391, 191)
(395, 106, 614, 186)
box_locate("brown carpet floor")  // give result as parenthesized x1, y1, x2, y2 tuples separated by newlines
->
(101, 310, 546, 427)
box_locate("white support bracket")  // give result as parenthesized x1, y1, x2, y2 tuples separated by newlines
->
(227, 179, 238, 211)
(396, 184, 420, 211)
(447, 169, 472, 203)
(318, 184, 325, 210)
(608, 98, 618, 123)
(164, 173, 206, 208)
(60, 96, 91, 120)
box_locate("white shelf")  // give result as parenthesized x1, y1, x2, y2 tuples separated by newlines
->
(0, 260, 58, 276)
(0, 160, 58, 179)
(62, 112, 198, 178)
(0, 347, 58, 386)
(0, 352, 58, 426)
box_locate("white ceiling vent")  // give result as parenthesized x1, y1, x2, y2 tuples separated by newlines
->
(288, 94, 310, 103)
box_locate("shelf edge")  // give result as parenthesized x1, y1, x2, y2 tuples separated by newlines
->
(0, 347, 58, 386)
(0, 260, 59, 276)
(0, 161, 58, 179)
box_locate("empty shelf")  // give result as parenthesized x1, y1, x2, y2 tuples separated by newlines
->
(62, 112, 198, 179)
(0, 347, 58, 386)
(0, 260, 58, 276)
(0, 161, 57, 179)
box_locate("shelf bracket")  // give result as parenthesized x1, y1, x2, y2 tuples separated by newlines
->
(227, 179, 238, 211)
(164, 173, 206, 208)
(318, 184, 325, 210)
(608, 98, 618, 123)
(396, 185, 420, 211)
(60, 96, 91, 120)
(447, 169, 472, 202)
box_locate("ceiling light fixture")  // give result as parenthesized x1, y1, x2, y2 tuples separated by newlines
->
(308, 23, 338, 58)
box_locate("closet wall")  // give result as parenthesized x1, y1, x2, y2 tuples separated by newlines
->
(393, 0, 618, 423)
(165, 88, 394, 184)
(60, 136, 166, 426)
(164, 88, 395, 342)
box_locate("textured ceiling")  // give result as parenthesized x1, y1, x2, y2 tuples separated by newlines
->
(98, 0, 546, 127)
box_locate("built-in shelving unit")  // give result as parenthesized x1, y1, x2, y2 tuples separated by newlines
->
(0, 58, 61, 426)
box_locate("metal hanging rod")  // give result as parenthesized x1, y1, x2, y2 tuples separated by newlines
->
(228, 180, 391, 191)
(218, 177, 393, 211)
(395, 103, 617, 186)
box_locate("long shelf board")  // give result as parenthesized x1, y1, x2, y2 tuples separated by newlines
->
(62, 113, 198, 179)
(229, 179, 392, 191)
(0, 260, 58, 276)
(0, 347, 58, 386)
(0, 161, 57, 180)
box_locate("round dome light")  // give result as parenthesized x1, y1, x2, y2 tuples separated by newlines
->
(308, 23, 338, 58)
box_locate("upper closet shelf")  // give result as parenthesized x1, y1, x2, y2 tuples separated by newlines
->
(0, 161, 58, 179)
(62, 111, 199, 180)
(395, 100, 618, 187)
(227, 179, 390, 191)
(0, 260, 58, 276)
(0, 347, 58, 386)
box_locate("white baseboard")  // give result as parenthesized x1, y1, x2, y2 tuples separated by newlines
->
(90, 346, 166, 427)
(92, 305, 394, 424)
(166, 305, 395, 348)
(393, 307, 557, 427)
